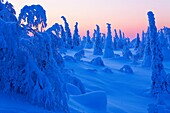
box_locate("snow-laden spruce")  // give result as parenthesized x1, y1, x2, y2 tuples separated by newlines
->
(0, 1, 17, 22)
(113, 29, 119, 50)
(73, 22, 80, 49)
(134, 33, 140, 50)
(18, 4, 47, 32)
(147, 11, 167, 95)
(47, 23, 66, 54)
(103, 23, 114, 58)
(136, 31, 145, 59)
(122, 45, 132, 60)
(60, 25, 67, 48)
(80, 36, 86, 49)
(85, 30, 93, 49)
(142, 27, 152, 67)
(61, 16, 72, 49)
(93, 25, 103, 55)
(158, 29, 170, 61)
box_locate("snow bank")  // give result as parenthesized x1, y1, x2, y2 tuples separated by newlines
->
(69, 91, 107, 113)
(120, 65, 133, 73)
(66, 83, 81, 95)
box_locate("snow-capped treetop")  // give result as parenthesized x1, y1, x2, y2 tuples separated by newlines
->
(18, 5, 47, 32)
(96, 24, 100, 33)
(103, 23, 114, 58)
(119, 30, 123, 39)
(147, 11, 157, 32)
(0, 1, 17, 22)
(60, 25, 66, 42)
(47, 23, 60, 37)
(114, 29, 118, 38)
(87, 30, 90, 37)
(73, 22, 79, 37)
(61, 16, 72, 48)
(73, 22, 80, 49)
(5, 1, 16, 15)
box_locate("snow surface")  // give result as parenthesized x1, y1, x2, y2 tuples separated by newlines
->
(1, 49, 170, 113)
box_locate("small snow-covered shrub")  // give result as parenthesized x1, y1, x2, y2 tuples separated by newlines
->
(90, 57, 105, 66)
(74, 50, 85, 61)
(103, 68, 113, 73)
(120, 65, 133, 73)
(63, 55, 76, 62)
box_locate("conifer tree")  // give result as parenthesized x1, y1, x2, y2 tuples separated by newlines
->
(61, 16, 72, 49)
(73, 22, 80, 49)
(93, 25, 103, 55)
(103, 23, 114, 58)
(148, 11, 166, 95)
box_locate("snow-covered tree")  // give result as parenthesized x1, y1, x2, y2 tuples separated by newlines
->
(93, 25, 103, 55)
(103, 23, 114, 58)
(61, 16, 72, 49)
(142, 27, 152, 67)
(85, 30, 93, 49)
(80, 36, 86, 49)
(117, 30, 123, 49)
(113, 29, 119, 50)
(122, 45, 132, 60)
(101, 33, 106, 49)
(158, 29, 170, 61)
(47, 23, 66, 54)
(0, 1, 17, 22)
(73, 22, 80, 49)
(134, 33, 140, 50)
(18, 5, 47, 32)
(92, 29, 96, 44)
(164, 27, 170, 46)
(148, 11, 166, 95)
(60, 25, 67, 48)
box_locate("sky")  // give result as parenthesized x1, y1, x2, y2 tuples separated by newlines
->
(7, 0, 170, 39)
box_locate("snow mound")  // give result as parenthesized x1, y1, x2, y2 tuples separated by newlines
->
(103, 68, 113, 73)
(66, 83, 81, 95)
(90, 57, 105, 66)
(74, 50, 85, 61)
(69, 91, 107, 113)
(63, 69, 86, 94)
(120, 65, 133, 73)
(64, 55, 76, 62)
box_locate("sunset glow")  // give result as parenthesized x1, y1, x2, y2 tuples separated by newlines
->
(8, 0, 170, 39)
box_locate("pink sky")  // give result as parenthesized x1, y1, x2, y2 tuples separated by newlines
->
(8, 0, 170, 39)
